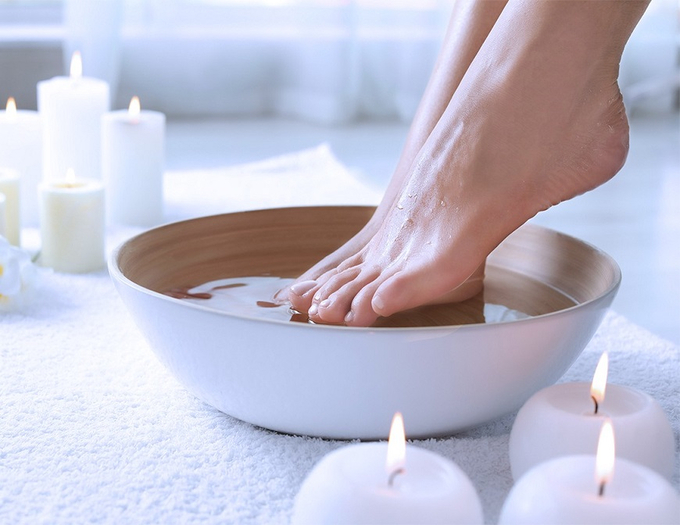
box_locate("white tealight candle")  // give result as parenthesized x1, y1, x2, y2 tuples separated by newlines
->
(39, 169, 105, 273)
(102, 96, 165, 226)
(292, 413, 483, 525)
(500, 421, 680, 524)
(509, 352, 675, 480)
(0, 97, 43, 226)
(37, 51, 109, 181)
(0, 168, 20, 245)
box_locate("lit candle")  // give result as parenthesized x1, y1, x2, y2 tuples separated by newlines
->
(509, 352, 675, 480)
(499, 420, 680, 524)
(0, 168, 20, 246)
(292, 413, 483, 525)
(0, 97, 43, 226)
(37, 51, 109, 181)
(101, 96, 165, 226)
(39, 168, 105, 273)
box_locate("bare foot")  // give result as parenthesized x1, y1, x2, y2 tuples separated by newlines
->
(280, 0, 509, 312)
(304, 0, 645, 327)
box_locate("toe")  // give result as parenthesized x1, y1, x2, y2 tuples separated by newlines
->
(288, 280, 320, 313)
(289, 264, 352, 313)
(343, 280, 384, 327)
(419, 262, 486, 306)
(284, 241, 370, 311)
(316, 269, 378, 324)
(371, 263, 467, 318)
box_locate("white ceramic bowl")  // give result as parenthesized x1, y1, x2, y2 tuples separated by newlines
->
(110, 206, 620, 439)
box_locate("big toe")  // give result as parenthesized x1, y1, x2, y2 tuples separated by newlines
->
(371, 264, 480, 319)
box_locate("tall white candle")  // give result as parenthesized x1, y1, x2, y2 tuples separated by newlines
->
(292, 413, 483, 525)
(0, 168, 20, 246)
(102, 96, 165, 226)
(39, 169, 105, 273)
(37, 51, 109, 181)
(500, 421, 680, 524)
(0, 97, 43, 226)
(509, 352, 675, 480)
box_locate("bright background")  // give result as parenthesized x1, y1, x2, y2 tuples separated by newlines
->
(1, 0, 679, 343)
(1, 0, 678, 119)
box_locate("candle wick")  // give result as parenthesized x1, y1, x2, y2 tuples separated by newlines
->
(591, 395, 599, 415)
(598, 481, 605, 497)
(387, 467, 405, 488)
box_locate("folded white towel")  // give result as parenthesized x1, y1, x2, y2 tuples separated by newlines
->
(1, 147, 677, 524)
(164, 143, 383, 221)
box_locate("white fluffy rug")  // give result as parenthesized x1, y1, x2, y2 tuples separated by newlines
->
(2, 146, 678, 524)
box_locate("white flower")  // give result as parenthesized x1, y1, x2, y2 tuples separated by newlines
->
(0, 235, 39, 311)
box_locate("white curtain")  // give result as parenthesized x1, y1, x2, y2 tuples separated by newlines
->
(64, 0, 452, 124)
(64, 0, 679, 123)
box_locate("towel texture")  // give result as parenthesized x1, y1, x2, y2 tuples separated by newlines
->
(1, 146, 678, 524)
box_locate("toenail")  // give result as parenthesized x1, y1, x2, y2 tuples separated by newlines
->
(308, 304, 318, 316)
(372, 295, 385, 313)
(344, 311, 354, 323)
(290, 280, 317, 296)
(319, 299, 332, 309)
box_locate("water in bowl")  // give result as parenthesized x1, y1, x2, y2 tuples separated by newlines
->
(163, 265, 577, 327)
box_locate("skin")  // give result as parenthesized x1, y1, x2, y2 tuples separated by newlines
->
(279, 0, 509, 309)
(287, 0, 650, 327)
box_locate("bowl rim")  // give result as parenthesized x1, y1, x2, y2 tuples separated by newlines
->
(108, 208, 622, 332)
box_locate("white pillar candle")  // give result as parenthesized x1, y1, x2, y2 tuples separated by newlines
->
(0, 168, 20, 246)
(0, 97, 43, 226)
(39, 169, 105, 273)
(500, 421, 680, 524)
(102, 96, 165, 226)
(292, 413, 483, 525)
(37, 51, 109, 181)
(509, 352, 674, 481)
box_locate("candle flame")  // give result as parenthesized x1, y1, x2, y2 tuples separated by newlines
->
(386, 412, 406, 476)
(590, 351, 609, 411)
(129, 96, 141, 118)
(66, 168, 76, 184)
(595, 419, 615, 494)
(70, 51, 83, 80)
(6, 97, 17, 116)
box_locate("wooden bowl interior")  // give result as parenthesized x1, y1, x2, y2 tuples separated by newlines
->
(117, 206, 620, 324)
(117, 206, 375, 293)
(488, 224, 620, 304)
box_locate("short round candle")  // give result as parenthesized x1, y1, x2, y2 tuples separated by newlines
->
(102, 96, 165, 227)
(0, 97, 42, 226)
(499, 455, 679, 525)
(292, 414, 483, 525)
(0, 168, 21, 246)
(39, 170, 105, 273)
(509, 353, 674, 480)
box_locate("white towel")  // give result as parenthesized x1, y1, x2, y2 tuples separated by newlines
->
(1, 146, 678, 524)
(163, 143, 383, 221)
